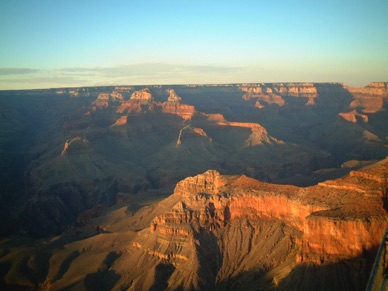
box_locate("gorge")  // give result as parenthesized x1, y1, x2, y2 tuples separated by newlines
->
(0, 82, 387, 290)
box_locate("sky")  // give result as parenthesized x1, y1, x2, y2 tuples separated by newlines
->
(0, 0, 387, 90)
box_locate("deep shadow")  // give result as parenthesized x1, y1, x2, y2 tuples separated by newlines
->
(54, 250, 80, 281)
(98, 251, 121, 272)
(194, 230, 223, 290)
(224, 205, 231, 225)
(215, 255, 374, 291)
(149, 263, 176, 291)
(276, 256, 372, 291)
(83, 270, 120, 291)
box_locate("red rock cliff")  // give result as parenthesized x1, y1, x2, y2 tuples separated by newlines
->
(161, 89, 196, 120)
(347, 82, 388, 113)
(240, 83, 318, 107)
(151, 159, 388, 264)
(117, 88, 155, 113)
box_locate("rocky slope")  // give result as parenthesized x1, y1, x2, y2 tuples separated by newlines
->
(346, 82, 388, 113)
(0, 82, 387, 239)
(162, 89, 196, 120)
(240, 82, 318, 108)
(0, 159, 386, 290)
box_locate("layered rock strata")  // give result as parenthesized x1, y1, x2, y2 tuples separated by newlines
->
(151, 159, 388, 264)
(241, 83, 318, 107)
(204, 113, 283, 146)
(117, 88, 155, 113)
(162, 89, 196, 120)
(347, 82, 388, 113)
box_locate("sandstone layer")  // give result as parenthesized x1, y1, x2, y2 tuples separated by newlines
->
(240, 82, 318, 107)
(162, 89, 196, 120)
(347, 82, 388, 113)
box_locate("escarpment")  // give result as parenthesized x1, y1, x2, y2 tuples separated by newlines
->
(347, 82, 388, 113)
(151, 159, 388, 265)
(240, 82, 318, 107)
(162, 89, 196, 120)
(116, 88, 155, 113)
(1, 82, 387, 290)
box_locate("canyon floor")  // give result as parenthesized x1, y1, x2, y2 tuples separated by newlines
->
(0, 82, 387, 290)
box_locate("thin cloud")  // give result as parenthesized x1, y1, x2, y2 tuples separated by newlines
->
(0, 63, 260, 90)
(0, 68, 40, 75)
(57, 63, 245, 78)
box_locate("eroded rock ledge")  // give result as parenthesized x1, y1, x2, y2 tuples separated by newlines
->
(151, 160, 388, 264)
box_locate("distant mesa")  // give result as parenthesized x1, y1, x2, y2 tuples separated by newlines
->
(347, 82, 388, 113)
(166, 88, 182, 103)
(204, 113, 283, 147)
(92, 92, 124, 109)
(129, 88, 154, 103)
(117, 88, 155, 113)
(162, 89, 196, 120)
(241, 82, 318, 108)
(349, 82, 388, 96)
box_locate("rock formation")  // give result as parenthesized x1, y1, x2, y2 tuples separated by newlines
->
(347, 82, 388, 113)
(162, 89, 196, 120)
(204, 113, 283, 146)
(2, 159, 385, 290)
(117, 88, 155, 113)
(60, 137, 89, 156)
(241, 83, 318, 107)
(339, 109, 369, 123)
(151, 160, 388, 264)
(0, 82, 387, 290)
(92, 92, 124, 109)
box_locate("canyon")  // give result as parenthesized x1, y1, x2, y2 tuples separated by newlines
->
(0, 159, 387, 290)
(0, 82, 387, 290)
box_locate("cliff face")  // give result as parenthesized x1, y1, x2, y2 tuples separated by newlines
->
(162, 89, 196, 120)
(204, 113, 283, 146)
(1, 163, 386, 290)
(151, 159, 388, 265)
(240, 83, 318, 107)
(348, 82, 388, 96)
(346, 82, 388, 113)
(117, 88, 155, 113)
(1, 82, 388, 290)
(92, 92, 124, 109)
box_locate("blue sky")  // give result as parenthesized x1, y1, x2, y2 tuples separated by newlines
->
(0, 0, 387, 89)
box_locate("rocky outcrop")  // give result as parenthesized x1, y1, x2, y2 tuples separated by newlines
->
(348, 82, 388, 96)
(112, 86, 134, 99)
(174, 170, 227, 196)
(162, 89, 196, 120)
(241, 83, 318, 107)
(151, 159, 388, 265)
(92, 92, 124, 109)
(117, 88, 155, 113)
(176, 125, 212, 146)
(205, 113, 283, 146)
(339, 109, 369, 123)
(347, 82, 388, 113)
